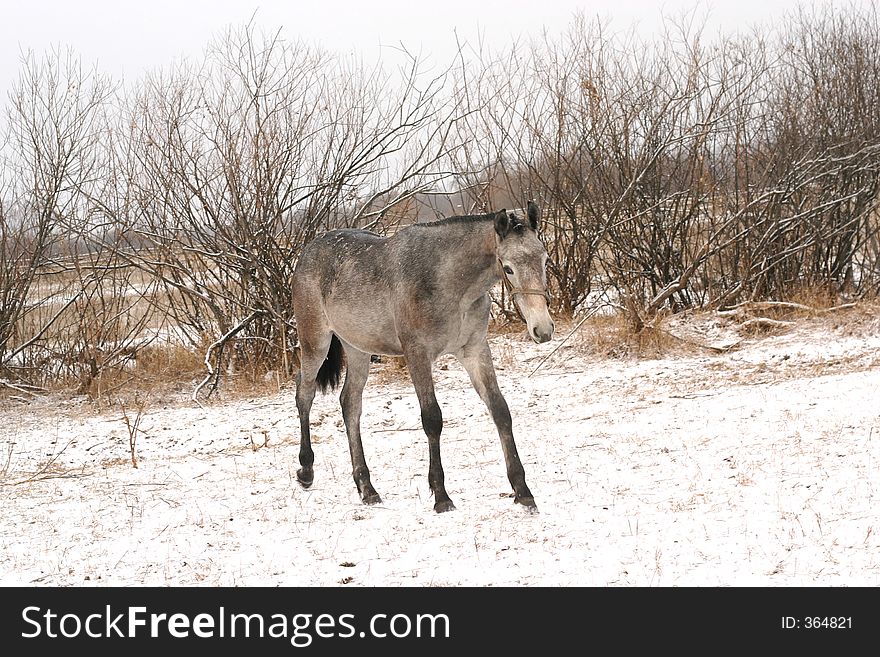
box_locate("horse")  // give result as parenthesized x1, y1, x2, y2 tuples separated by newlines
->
(291, 201, 554, 513)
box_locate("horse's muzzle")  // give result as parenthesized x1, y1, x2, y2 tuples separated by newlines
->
(531, 322, 554, 343)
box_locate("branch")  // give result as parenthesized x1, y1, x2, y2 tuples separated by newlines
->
(1, 288, 85, 367)
(192, 310, 264, 403)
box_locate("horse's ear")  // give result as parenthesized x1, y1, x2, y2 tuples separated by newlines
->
(493, 209, 510, 237)
(527, 200, 540, 230)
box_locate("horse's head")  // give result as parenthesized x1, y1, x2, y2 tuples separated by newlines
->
(494, 201, 555, 344)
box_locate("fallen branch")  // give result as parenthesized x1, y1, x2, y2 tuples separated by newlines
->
(738, 318, 793, 331)
(723, 300, 813, 312)
(0, 379, 45, 396)
(720, 300, 858, 315)
(655, 330, 743, 353)
(192, 310, 264, 403)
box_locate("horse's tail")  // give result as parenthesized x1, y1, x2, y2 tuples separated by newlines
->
(316, 334, 344, 393)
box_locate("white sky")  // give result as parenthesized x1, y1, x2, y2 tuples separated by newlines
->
(0, 0, 858, 96)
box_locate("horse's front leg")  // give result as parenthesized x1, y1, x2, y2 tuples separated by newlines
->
(456, 340, 537, 512)
(405, 350, 455, 513)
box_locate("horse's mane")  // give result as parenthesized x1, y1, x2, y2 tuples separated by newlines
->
(410, 210, 524, 229)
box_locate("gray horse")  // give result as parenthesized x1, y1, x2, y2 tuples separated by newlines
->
(292, 201, 554, 513)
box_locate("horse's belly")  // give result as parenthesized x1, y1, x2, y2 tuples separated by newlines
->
(326, 301, 403, 356)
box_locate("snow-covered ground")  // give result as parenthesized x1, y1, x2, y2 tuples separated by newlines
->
(1, 306, 879, 586)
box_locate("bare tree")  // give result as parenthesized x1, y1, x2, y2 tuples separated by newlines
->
(0, 48, 114, 384)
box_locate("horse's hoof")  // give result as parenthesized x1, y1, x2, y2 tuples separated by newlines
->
(434, 499, 456, 513)
(362, 491, 383, 505)
(296, 468, 314, 488)
(515, 496, 538, 514)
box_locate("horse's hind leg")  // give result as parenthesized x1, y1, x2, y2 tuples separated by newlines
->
(338, 342, 382, 505)
(405, 349, 455, 513)
(295, 330, 332, 488)
(456, 340, 537, 512)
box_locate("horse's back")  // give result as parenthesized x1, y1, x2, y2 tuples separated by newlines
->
(295, 228, 387, 288)
(296, 228, 384, 267)
(294, 229, 403, 354)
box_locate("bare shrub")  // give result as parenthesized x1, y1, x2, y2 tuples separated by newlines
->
(0, 49, 114, 386)
(2, 3, 880, 398)
(120, 396, 148, 468)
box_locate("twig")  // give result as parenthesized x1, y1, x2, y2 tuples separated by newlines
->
(120, 398, 148, 469)
(528, 305, 604, 377)
(0, 440, 76, 486)
(1, 441, 13, 480)
(8, 471, 92, 485)
(1, 289, 85, 366)
(528, 369, 589, 377)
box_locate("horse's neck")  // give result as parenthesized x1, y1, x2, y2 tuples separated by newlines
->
(450, 223, 500, 303)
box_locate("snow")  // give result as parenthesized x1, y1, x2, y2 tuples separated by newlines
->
(1, 307, 879, 586)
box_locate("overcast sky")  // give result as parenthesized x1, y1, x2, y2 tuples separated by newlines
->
(0, 0, 866, 95)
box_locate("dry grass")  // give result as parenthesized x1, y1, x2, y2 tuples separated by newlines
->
(826, 298, 880, 334)
(563, 288, 880, 361)
(787, 284, 854, 310)
(371, 356, 410, 386)
(132, 343, 205, 380)
(7, 282, 877, 410)
(207, 369, 290, 400)
(488, 315, 530, 336)
(570, 309, 698, 359)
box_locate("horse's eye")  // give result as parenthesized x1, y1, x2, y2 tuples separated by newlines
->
(503, 265, 514, 275)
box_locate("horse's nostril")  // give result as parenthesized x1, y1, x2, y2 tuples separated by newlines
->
(532, 327, 551, 343)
